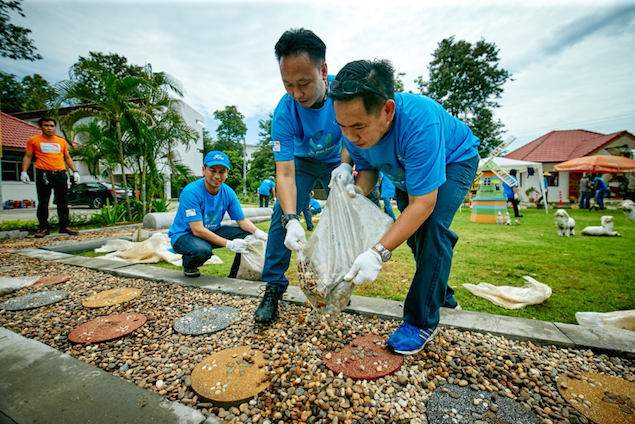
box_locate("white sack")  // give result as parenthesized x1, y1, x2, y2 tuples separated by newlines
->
(0, 276, 42, 295)
(576, 310, 635, 332)
(463, 276, 552, 309)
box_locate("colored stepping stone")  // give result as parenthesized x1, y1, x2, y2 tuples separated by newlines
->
(427, 384, 542, 424)
(30, 275, 71, 288)
(0, 290, 67, 311)
(173, 306, 239, 335)
(558, 372, 635, 424)
(68, 313, 147, 343)
(191, 346, 268, 403)
(323, 334, 403, 380)
(82, 287, 141, 308)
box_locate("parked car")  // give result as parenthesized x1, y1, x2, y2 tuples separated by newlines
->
(58, 182, 127, 209)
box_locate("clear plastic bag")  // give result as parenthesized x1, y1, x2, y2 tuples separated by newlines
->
(297, 178, 393, 316)
(236, 235, 266, 280)
(463, 276, 552, 309)
(576, 310, 635, 332)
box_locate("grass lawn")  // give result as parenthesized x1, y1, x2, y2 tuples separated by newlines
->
(79, 205, 635, 324)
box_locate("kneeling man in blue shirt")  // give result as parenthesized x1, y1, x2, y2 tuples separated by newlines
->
(169, 151, 268, 278)
(328, 60, 479, 355)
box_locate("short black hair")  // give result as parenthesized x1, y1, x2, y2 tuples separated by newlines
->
(509, 169, 517, 176)
(38, 117, 57, 126)
(275, 28, 326, 67)
(327, 59, 394, 116)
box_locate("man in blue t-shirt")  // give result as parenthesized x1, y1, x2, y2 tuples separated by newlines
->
(503, 169, 522, 217)
(258, 176, 276, 207)
(593, 173, 609, 210)
(254, 28, 354, 322)
(168, 151, 268, 278)
(379, 172, 396, 221)
(301, 190, 322, 231)
(328, 59, 480, 355)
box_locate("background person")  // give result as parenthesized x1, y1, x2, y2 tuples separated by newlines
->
(258, 176, 276, 207)
(537, 171, 550, 206)
(328, 59, 479, 355)
(168, 151, 268, 278)
(302, 190, 322, 231)
(579, 173, 593, 209)
(593, 173, 609, 210)
(503, 169, 522, 217)
(379, 172, 396, 221)
(21, 117, 80, 238)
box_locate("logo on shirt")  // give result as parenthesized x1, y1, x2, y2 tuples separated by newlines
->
(273, 141, 281, 152)
(185, 209, 196, 217)
(40, 142, 61, 153)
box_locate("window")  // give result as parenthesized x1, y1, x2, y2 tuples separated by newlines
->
(483, 177, 491, 186)
(1, 152, 34, 182)
(545, 172, 559, 186)
(494, 183, 501, 191)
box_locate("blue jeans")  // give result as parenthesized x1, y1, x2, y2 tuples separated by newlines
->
(261, 157, 339, 291)
(172, 226, 249, 277)
(596, 189, 608, 209)
(259, 194, 271, 208)
(302, 201, 322, 230)
(579, 192, 592, 209)
(395, 155, 479, 329)
(382, 197, 396, 221)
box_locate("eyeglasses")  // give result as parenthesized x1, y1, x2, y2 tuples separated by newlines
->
(328, 79, 388, 100)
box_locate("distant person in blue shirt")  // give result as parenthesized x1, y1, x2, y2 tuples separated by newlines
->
(502, 169, 522, 217)
(258, 176, 276, 207)
(537, 172, 550, 206)
(379, 172, 396, 221)
(302, 190, 322, 231)
(255, 28, 353, 323)
(328, 59, 479, 355)
(593, 173, 609, 210)
(168, 151, 268, 278)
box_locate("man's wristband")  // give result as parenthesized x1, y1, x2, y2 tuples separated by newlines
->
(281, 214, 299, 227)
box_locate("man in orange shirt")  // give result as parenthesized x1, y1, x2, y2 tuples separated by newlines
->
(21, 117, 81, 238)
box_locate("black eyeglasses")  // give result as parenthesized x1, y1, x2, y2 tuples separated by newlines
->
(328, 79, 388, 100)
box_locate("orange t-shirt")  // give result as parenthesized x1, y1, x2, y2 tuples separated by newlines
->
(26, 134, 69, 171)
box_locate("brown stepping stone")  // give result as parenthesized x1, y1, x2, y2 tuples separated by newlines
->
(557, 372, 635, 424)
(30, 275, 71, 287)
(191, 346, 268, 403)
(68, 313, 146, 343)
(0, 248, 16, 252)
(323, 334, 403, 380)
(82, 287, 141, 308)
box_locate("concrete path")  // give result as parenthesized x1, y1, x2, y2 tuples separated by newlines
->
(1, 240, 634, 423)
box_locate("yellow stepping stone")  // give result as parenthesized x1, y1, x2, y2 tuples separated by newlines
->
(82, 287, 141, 308)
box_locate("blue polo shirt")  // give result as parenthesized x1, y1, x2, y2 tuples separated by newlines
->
(168, 179, 245, 244)
(345, 93, 479, 196)
(380, 172, 396, 198)
(503, 176, 518, 199)
(272, 75, 342, 163)
(258, 178, 275, 195)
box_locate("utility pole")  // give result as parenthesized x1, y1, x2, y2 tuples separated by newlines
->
(242, 137, 247, 197)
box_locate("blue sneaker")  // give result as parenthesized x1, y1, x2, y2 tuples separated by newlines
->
(387, 321, 437, 355)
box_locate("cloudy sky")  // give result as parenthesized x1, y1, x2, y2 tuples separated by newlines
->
(2, 0, 634, 153)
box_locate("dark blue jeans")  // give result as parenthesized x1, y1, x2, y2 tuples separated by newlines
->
(579, 192, 592, 209)
(36, 169, 70, 229)
(595, 189, 608, 209)
(259, 194, 271, 208)
(261, 157, 339, 291)
(395, 155, 478, 329)
(172, 226, 249, 277)
(382, 197, 396, 221)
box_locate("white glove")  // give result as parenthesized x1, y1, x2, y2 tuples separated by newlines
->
(254, 229, 268, 241)
(513, 192, 519, 200)
(20, 171, 30, 184)
(226, 239, 248, 254)
(344, 249, 383, 285)
(329, 163, 354, 188)
(346, 184, 364, 198)
(284, 219, 306, 252)
(73, 171, 80, 184)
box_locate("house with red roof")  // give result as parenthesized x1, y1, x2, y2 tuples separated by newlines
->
(504, 130, 635, 204)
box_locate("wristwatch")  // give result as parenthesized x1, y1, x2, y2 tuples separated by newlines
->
(281, 214, 300, 227)
(372, 243, 392, 262)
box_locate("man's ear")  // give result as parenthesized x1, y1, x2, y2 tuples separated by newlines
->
(321, 62, 328, 82)
(383, 99, 396, 123)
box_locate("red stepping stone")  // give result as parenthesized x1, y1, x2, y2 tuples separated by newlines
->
(0, 248, 16, 252)
(68, 313, 146, 344)
(30, 275, 71, 287)
(323, 334, 403, 380)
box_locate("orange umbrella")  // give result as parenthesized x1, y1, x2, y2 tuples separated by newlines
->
(553, 155, 635, 173)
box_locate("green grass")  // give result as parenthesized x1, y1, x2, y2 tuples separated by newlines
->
(79, 206, 635, 324)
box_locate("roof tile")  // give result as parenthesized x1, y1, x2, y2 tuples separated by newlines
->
(1, 112, 42, 149)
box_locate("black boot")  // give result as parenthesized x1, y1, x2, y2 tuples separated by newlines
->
(254, 286, 283, 323)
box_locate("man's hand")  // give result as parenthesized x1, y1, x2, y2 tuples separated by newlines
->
(20, 171, 30, 184)
(346, 184, 364, 198)
(254, 229, 268, 242)
(73, 171, 80, 184)
(329, 163, 354, 188)
(344, 249, 382, 285)
(226, 239, 248, 254)
(284, 219, 306, 251)
(513, 192, 519, 200)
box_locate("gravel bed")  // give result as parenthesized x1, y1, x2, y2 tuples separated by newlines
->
(0, 231, 634, 424)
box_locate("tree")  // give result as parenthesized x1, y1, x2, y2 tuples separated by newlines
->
(0, 71, 23, 112)
(202, 128, 214, 155)
(0, 0, 41, 61)
(0, 71, 55, 112)
(394, 72, 406, 93)
(416, 36, 511, 156)
(209, 105, 247, 193)
(247, 113, 275, 192)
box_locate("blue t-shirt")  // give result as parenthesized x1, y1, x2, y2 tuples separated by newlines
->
(309, 198, 321, 210)
(503, 176, 518, 199)
(594, 177, 608, 191)
(345, 93, 480, 196)
(168, 179, 245, 244)
(380, 173, 396, 198)
(271, 75, 342, 163)
(258, 178, 275, 195)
